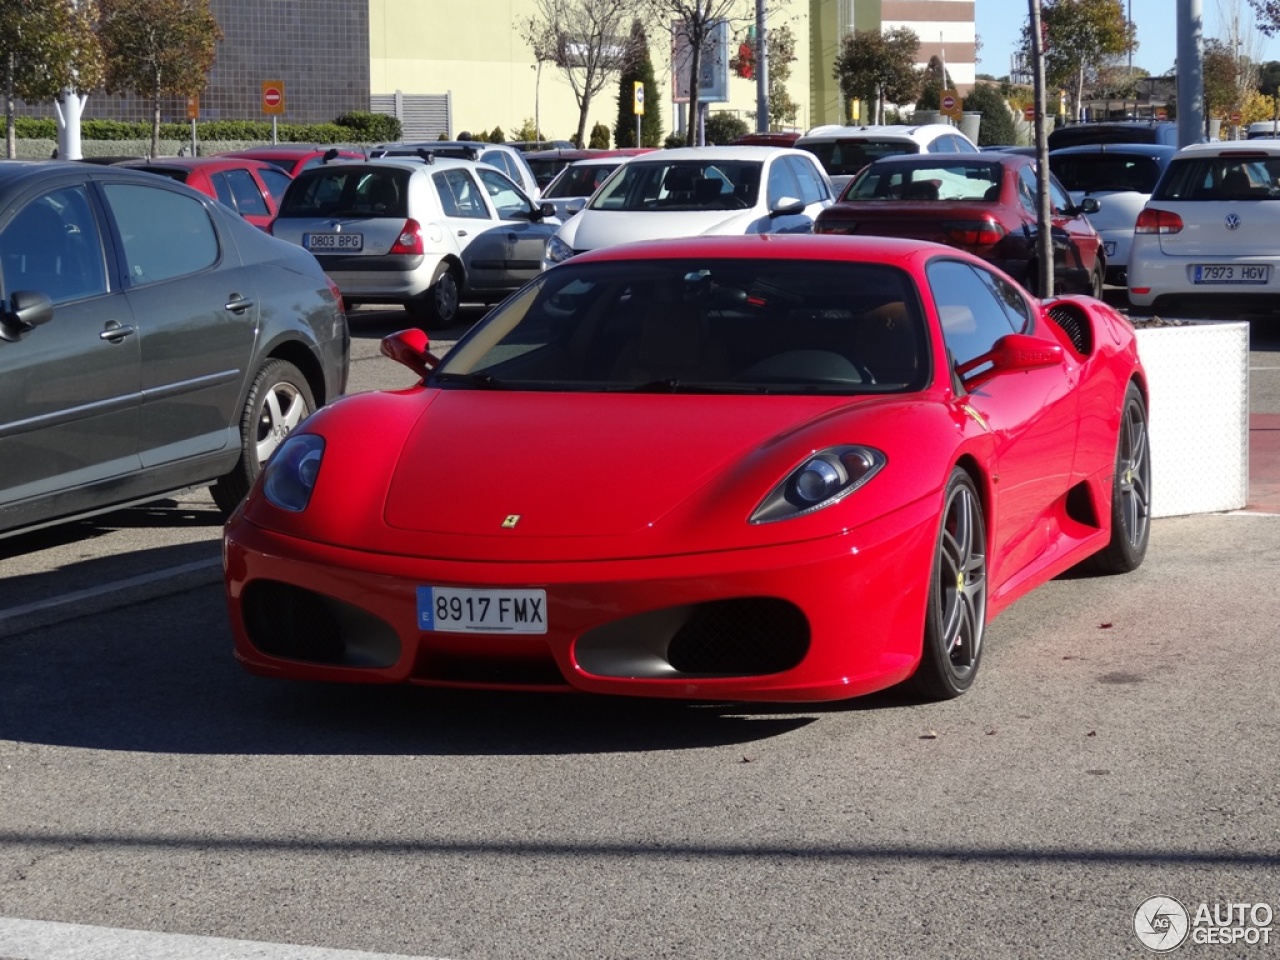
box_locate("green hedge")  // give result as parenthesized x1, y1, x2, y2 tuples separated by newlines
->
(14, 111, 401, 144)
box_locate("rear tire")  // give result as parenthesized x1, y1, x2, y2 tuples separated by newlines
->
(408, 262, 461, 328)
(1092, 381, 1151, 573)
(908, 468, 988, 700)
(211, 359, 315, 515)
(1089, 262, 1105, 299)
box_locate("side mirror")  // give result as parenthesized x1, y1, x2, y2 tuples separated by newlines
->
(380, 327, 439, 378)
(565, 198, 586, 216)
(1078, 197, 1101, 214)
(956, 333, 1064, 384)
(538, 202, 556, 220)
(769, 196, 805, 217)
(0, 290, 54, 343)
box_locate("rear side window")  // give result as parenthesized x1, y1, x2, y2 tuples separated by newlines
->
(1154, 156, 1280, 200)
(102, 182, 219, 284)
(280, 167, 409, 217)
(223, 168, 269, 217)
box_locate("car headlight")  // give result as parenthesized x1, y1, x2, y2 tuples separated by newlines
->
(545, 234, 575, 264)
(750, 445, 886, 524)
(262, 434, 325, 512)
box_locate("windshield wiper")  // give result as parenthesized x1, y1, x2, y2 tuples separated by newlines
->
(607, 379, 755, 394)
(432, 372, 508, 390)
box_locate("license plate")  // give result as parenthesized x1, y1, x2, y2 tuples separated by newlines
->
(1193, 263, 1269, 284)
(304, 232, 363, 251)
(418, 586, 548, 634)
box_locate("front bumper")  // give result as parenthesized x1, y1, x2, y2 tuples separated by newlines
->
(224, 498, 939, 703)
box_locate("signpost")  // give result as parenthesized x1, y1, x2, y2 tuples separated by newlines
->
(940, 89, 962, 122)
(633, 81, 645, 147)
(262, 80, 285, 144)
(187, 95, 199, 156)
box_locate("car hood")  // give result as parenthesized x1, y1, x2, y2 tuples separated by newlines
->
(560, 209, 757, 251)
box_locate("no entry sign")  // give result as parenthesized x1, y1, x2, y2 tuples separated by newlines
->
(261, 80, 285, 115)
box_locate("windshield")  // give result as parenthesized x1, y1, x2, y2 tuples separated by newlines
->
(847, 161, 1003, 201)
(588, 160, 761, 211)
(799, 140, 920, 178)
(432, 258, 928, 394)
(544, 163, 621, 199)
(1154, 156, 1280, 201)
(1050, 154, 1163, 194)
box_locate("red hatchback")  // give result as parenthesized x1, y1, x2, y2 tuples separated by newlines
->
(815, 152, 1105, 298)
(121, 156, 292, 231)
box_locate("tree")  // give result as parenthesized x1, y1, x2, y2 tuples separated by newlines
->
(915, 55, 953, 111)
(763, 24, 799, 130)
(832, 27, 921, 125)
(704, 110, 747, 143)
(646, 0, 741, 145)
(1203, 37, 1242, 123)
(522, 0, 637, 150)
(97, 0, 221, 159)
(613, 20, 663, 147)
(1247, 0, 1280, 35)
(963, 82, 1018, 146)
(1020, 0, 1133, 122)
(1, 0, 102, 159)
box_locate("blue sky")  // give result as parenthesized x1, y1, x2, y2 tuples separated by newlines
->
(975, 0, 1280, 78)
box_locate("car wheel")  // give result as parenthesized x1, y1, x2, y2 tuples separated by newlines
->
(909, 467, 988, 700)
(1089, 262, 1105, 299)
(408, 262, 461, 328)
(1091, 381, 1151, 573)
(211, 358, 315, 514)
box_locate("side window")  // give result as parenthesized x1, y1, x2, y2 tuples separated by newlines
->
(973, 266, 1033, 332)
(766, 157, 800, 207)
(102, 183, 219, 285)
(0, 186, 108, 304)
(1017, 165, 1037, 216)
(258, 168, 292, 205)
(224, 168, 269, 217)
(925, 259, 1020, 368)
(484, 151, 517, 182)
(784, 156, 828, 203)
(476, 167, 532, 220)
(1047, 174, 1072, 214)
(433, 169, 490, 220)
(210, 172, 235, 208)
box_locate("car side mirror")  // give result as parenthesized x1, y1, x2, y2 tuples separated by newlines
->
(1079, 197, 1101, 214)
(565, 198, 586, 216)
(956, 333, 1064, 385)
(769, 196, 805, 217)
(0, 290, 54, 343)
(380, 327, 439, 378)
(537, 202, 556, 220)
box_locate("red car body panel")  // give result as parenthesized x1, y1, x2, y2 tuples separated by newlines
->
(120, 156, 290, 231)
(220, 145, 367, 178)
(223, 234, 1144, 702)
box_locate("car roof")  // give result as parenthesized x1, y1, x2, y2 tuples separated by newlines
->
(569, 232, 952, 269)
(1170, 140, 1280, 157)
(294, 155, 484, 175)
(799, 123, 971, 142)
(1049, 143, 1178, 159)
(227, 144, 364, 157)
(120, 156, 280, 171)
(632, 146, 811, 162)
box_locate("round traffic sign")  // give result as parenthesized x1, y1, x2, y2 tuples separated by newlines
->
(1024, 105, 1036, 121)
(941, 95, 956, 111)
(264, 87, 282, 107)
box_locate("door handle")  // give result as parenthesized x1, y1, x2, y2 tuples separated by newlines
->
(457, 230, 468, 238)
(99, 322, 135, 343)
(224, 296, 255, 314)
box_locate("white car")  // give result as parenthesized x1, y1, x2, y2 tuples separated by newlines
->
(273, 156, 558, 327)
(543, 146, 833, 267)
(1127, 141, 1280, 314)
(370, 140, 542, 199)
(539, 155, 635, 221)
(795, 123, 979, 195)
(1050, 143, 1176, 285)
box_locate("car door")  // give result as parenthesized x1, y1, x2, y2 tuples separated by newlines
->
(0, 181, 141, 513)
(468, 166, 558, 291)
(926, 257, 1080, 582)
(97, 178, 258, 467)
(219, 166, 275, 231)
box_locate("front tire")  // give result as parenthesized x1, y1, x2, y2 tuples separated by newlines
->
(211, 359, 315, 514)
(1092, 381, 1151, 573)
(908, 468, 988, 700)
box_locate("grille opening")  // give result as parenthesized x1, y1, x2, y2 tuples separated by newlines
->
(242, 580, 400, 668)
(577, 597, 810, 679)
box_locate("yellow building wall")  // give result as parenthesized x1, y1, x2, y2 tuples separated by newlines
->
(369, 0, 815, 142)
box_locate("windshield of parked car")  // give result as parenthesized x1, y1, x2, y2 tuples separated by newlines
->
(1050, 153, 1164, 194)
(544, 163, 622, 199)
(588, 161, 761, 211)
(279, 166, 410, 218)
(432, 258, 929, 394)
(799, 140, 920, 178)
(1154, 155, 1280, 201)
(846, 160, 1003, 201)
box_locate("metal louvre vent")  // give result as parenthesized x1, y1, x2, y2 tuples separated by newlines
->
(370, 91, 453, 142)
(1046, 303, 1094, 355)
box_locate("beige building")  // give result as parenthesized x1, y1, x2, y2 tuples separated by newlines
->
(370, 0, 974, 141)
